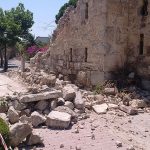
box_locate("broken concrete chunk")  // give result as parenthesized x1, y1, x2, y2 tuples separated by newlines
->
(63, 85, 76, 101)
(119, 105, 138, 115)
(50, 100, 57, 110)
(74, 91, 85, 110)
(20, 90, 62, 103)
(64, 101, 74, 110)
(11, 100, 27, 111)
(20, 115, 32, 124)
(26, 132, 43, 146)
(54, 106, 77, 118)
(46, 111, 71, 129)
(35, 100, 49, 111)
(40, 74, 56, 86)
(103, 88, 117, 95)
(7, 106, 19, 124)
(92, 104, 108, 114)
(31, 111, 46, 127)
(108, 103, 119, 110)
(9, 122, 32, 147)
(130, 99, 147, 108)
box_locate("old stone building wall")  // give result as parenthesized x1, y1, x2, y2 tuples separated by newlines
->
(126, 0, 150, 89)
(31, 0, 150, 88)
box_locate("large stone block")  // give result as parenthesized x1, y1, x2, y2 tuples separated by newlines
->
(74, 91, 85, 110)
(10, 123, 32, 147)
(63, 85, 76, 101)
(20, 90, 62, 103)
(46, 111, 71, 129)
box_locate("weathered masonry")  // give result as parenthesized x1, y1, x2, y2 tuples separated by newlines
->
(31, 0, 150, 89)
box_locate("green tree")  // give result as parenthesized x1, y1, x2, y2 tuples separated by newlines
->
(55, 0, 78, 24)
(0, 3, 34, 71)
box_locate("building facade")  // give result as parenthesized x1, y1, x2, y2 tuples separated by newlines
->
(31, 0, 150, 88)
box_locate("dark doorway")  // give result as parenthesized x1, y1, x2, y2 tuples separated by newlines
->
(141, 0, 148, 16)
(85, 48, 88, 62)
(85, 3, 89, 19)
(139, 34, 144, 55)
(70, 48, 73, 62)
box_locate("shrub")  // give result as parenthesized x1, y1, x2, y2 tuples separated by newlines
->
(0, 99, 8, 113)
(0, 118, 9, 148)
(55, 0, 78, 24)
(93, 84, 103, 95)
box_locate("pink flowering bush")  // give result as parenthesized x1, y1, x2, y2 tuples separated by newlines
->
(27, 45, 48, 57)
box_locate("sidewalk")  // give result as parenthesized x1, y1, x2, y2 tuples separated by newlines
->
(0, 73, 27, 97)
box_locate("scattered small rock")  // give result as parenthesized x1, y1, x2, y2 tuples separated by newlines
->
(126, 145, 135, 150)
(57, 97, 65, 106)
(116, 141, 122, 147)
(76, 146, 81, 150)
(60, 144, 64, 148)
(92, 103, 108, 114)
(64, 101, 74, 110)
(103, 88, 117, 95)
(119, 105, 138, 115)
(130, 99, 147, 108)
(50, 100, 57, 110)
(26, 132, 44, 146)
(91, 133, 95, 140)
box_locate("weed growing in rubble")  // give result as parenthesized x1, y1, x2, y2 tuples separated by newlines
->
(0, 99, 8, 112)
(93, 84, 104, 95)
(0, 99, 8, 108)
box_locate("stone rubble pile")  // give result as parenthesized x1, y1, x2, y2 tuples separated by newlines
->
(0, 70, 150, 148)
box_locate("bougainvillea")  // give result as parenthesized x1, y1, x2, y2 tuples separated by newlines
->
(27, 45, 48, 54)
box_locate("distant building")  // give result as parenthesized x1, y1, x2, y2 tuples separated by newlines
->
(35, 37, 50, 45)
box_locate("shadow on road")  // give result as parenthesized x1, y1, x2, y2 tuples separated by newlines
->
(0, 62, 19, 73)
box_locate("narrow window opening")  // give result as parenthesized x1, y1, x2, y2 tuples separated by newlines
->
(139, 34, 144, 55)
(85, 48, 88, 62)
(85, 3, 89, 19)
(141, 0, 148, 16)
(70, 48, 73, 62)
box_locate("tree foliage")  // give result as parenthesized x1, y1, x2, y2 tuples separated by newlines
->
(0, 3, 34, 47)
(55, 0, 78, 24)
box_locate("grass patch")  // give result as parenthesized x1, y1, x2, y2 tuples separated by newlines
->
(0, 117, 10, 148)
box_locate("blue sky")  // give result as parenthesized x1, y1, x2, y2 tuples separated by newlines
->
(0, 0, 68, 37)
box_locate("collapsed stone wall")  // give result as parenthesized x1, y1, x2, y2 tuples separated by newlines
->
(31, 0, 150, 89)
(31, 0, 129, 87)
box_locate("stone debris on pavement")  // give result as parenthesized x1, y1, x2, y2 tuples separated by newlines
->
(0, 69, 149, 149)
